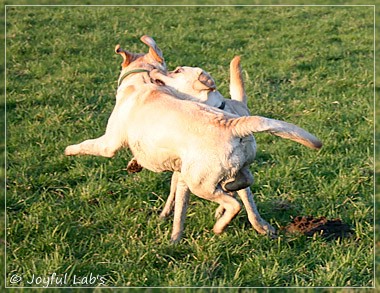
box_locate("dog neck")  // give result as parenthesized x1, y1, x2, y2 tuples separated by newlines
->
(117, 67, 152, 92)
(205, 91, 226, 109)
(118, 68, 150, 87)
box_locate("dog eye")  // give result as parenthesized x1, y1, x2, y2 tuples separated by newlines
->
(173, 67, 183, 74)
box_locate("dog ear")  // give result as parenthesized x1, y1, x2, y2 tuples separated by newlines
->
(140, 35, 164, 63)
(193, 70, 216, 91)
(115, 44, 133, 68)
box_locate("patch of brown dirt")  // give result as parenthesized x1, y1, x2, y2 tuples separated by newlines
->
(284, 216, 353, 239)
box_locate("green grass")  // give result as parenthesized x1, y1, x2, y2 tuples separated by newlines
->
(5, 5, 374, 289)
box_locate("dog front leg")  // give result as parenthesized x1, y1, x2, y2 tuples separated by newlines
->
(65, 101, 128, 158)
(170, 173, 190, 243)
(65, 134, 123, 158)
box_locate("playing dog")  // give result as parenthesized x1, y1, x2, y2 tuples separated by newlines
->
(65, 36, 322, 242)
(148, 56, 276, 237)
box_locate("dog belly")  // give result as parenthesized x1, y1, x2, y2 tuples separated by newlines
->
(129, 140, 181, 172)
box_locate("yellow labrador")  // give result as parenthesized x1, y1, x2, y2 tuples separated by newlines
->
(150, 57, 276, 237)
(65, 36, 322, 242)
(146, 57, 326, 239)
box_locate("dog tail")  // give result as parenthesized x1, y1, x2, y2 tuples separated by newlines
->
(229, 56, 247, 104)
(228, 115, 322, 149)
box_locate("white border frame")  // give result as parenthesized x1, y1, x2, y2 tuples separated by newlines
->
(3, 4, 376, 289)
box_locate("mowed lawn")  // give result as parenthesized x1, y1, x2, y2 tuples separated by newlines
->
(5, 5, 374, 288)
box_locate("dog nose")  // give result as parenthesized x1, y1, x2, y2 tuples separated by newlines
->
(198, 71, 216, 90)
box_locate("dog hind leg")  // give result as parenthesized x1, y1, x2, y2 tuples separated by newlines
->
(160, 171, 179, 219)
(211, 191, 241, 234)
(163, 172, 229, 225)
(187, 180, 241, 234)
(237, 188, 276, 235)
(170, 173, 190, 243)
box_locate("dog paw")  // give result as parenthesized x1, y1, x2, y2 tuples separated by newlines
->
(212, 225, 225, 235)
(170, 232, 183, 244)
(214, 205, 225, 219)
(255, 220, 276, 236)
(159, 210, 172, 219)
(64, 145, 78, 156)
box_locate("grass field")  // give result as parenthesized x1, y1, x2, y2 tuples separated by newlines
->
(5, 5, 374, 289)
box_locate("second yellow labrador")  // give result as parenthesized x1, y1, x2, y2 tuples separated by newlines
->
(149, 57, 276, 237)
(147, 57, 323, 240)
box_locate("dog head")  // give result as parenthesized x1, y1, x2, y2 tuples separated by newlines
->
(115, 35, 167, 74)
(150, 66, 216, 102)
